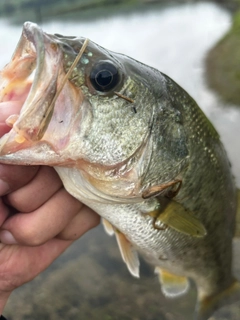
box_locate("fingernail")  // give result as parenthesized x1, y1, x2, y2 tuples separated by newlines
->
(0, 179, 10, 195)
(0, 230, 18, 244)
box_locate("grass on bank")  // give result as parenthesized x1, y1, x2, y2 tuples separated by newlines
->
(206, 8, 240, 107)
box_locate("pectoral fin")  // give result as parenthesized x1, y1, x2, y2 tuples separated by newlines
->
(102, 218, 115, 236)
(150, 199, 207, 238)
(159, 200, 207, 237)
(155, 267, 189, 297)
(101, 219, 140, 278)
(115, 230, 140, 278)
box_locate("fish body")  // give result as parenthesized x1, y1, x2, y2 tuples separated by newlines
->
(0, 22, 239, 319)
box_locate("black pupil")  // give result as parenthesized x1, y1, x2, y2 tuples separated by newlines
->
(96, 70, 113, 87)
(90, 62, 119, 92)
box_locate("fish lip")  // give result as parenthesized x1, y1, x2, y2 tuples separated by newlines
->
(21, 21, 45, 94)
(22, 21, 44, 51)
(23, 21, 42, 38)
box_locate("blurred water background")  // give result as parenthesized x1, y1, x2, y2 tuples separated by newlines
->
(0, 1, 239, 319)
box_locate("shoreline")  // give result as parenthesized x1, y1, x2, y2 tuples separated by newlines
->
(205, 4, 240, 107)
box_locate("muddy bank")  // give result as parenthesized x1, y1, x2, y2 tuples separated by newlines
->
(206, 4, 240, 106)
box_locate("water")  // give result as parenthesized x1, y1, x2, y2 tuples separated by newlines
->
(1, 2, 240, 319)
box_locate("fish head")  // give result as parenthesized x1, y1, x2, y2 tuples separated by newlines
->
(0, 22, 189, 202)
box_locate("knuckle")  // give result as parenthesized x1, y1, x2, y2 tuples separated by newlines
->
(20, 227, 44, 246)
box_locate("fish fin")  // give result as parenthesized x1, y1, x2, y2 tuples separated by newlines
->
(115, 230, 140, 278)
(102, 218, 115, 236)
(196, 280, 240, 320)
(101, 220, 140, 277)
(155, 267, 189, 297)
(234, 189, 240, 237)
(154, 199, 207, 238)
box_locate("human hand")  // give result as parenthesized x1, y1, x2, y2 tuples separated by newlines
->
(0, 102, 100, 313)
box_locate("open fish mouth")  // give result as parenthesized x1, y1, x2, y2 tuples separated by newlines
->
(0, 22, 62, 142)
(0, 22, 86, 164)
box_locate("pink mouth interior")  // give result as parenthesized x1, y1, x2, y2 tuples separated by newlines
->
(0, 27, 37, 137)
(0, 87, 33, 137)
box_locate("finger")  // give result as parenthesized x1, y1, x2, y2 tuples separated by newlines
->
(0, 238, 74, 292)
(0, 164, 39, 195)
(0, 101, 22, 122)
(5, 166, 62, 212)
(0, 103, 38, 195)
(57, 205, 100, 240)
(0, 123, 11, 136)
(27, 238, 74, 275)
(0, 101, 22, 136)
(0, 188, 83, 245)
(0, 198, 9, 226)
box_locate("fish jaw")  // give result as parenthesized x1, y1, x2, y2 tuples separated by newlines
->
(0, 22, 88, 166)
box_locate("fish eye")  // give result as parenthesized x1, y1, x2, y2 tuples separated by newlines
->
(90, 61, 119, 92)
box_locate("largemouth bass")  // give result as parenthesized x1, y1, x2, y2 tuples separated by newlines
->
(0, 22, 239, 319)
